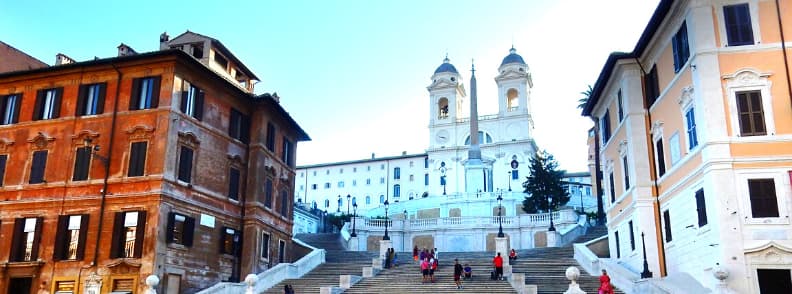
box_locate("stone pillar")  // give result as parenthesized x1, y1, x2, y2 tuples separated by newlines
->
(362, 267, 374, 278)
(503, 264, 512, 279)
(510, 273, 525, 290)
(525, 284, 538, 294)
(495, 237, 509, 257)
(546, 230, 559, 247)
(340, 275, 352, 289)
(563, 266, 585, 294)
(144, 275, 159, 294)
(372, 258, 383, 270)
(349, 236, 359, 251)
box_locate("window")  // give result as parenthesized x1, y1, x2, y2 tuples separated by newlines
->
(424, 157, 429, 168)
(614, 231, 621, 259)
(663, 210, 673, 242)
(748, 179, 779, 218)
(278, 240, 286, 263)
(628, 221, 635, 251)
(655, 138, 666, 177)
(192, 43, 204, 58)
(261, 233, 270, 259)
(394, 184, 400, 197)
(29, 150, 48, 184)
(645, 66, 660, 107)
(409, 174, 414, 181)
(220, 227, 241, 256)
(425, 174, 429, 185)
(393, 167, 400, 179)
(617, 90, 624, 121)
(724, 3, 754, 46)
(166, 213, 195, 246)
(127, 142, 147, 177)
(381, 164, 385, 170)
(695, 188, 708, 227)
(76, 83, 106, 116)
(280, 190, 289, 216)
(229, 108, 250, 143)
(669, 133, 681, 164)
(512, 170, 519, 180)
(324, 199, 329, 208)
(229, 167, 240, 201)
(352, 180, 357, 186)
(215, 54, 229, 70)
(110, 211, 146, 258)
(672, 21, 690, 72)
(609, 172, 616, 203)
(353, 167, 357, 172)
(282, 138, 294, 166)
(10, 217, 43, 262)
(366, 195, 371, 204)
(266, 123, 276, 152)
(736, 91, 766, 136)
(684, 108, 698, 149)
(379, 195, 385, 203)
(622, 156, 630, 190)
(177, 146, 194, 183)
(340, 168, 343, 174)
(265, 179, 273, 208)
(366, 178, 371, 185)
(0, 94, 21, 125)
(180, 83, 204, 120)
(352, 196, 357, 205)
(338, 181, 344, 188)
(0, 154, 6, 186)
(600, 110, 611, 145)
(757, 269, 792, 294)
(33, 87, 63, 120)
(324, 182, 330, 189)
(311, 184, 317, 190)
(72, 146, 92, 181)
(380, 177, 385, 184)
(129, 76, 160, 110)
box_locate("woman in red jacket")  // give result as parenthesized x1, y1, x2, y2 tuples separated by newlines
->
(599, 269, 614, 294)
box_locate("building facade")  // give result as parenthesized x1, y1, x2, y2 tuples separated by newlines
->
(0, 32, 308, 294)
(0, 41, 47, 74)
(583, 0, 792, 292)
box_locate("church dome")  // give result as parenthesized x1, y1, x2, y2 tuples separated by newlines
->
(500, 47, 525, 66)
(434, 57, 459, 74)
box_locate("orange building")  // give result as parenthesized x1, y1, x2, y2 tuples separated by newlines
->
(583, 0, 792, 292)
(0, 41, 47, 74)
(0, 32, 309, 294)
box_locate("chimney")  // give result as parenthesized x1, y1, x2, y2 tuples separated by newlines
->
(371, 153, 375, 159)
(159, 32, 170, 50)
(55, 53, 75, 65)
(117, 43, 137, 57)
(402, 151, 407, 155)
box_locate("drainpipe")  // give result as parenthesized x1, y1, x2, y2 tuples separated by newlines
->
(592, 121, 605, 226)
(635, 58, 668, 277)
(775, 0, 792, 114)
(92, 64, 122, 266)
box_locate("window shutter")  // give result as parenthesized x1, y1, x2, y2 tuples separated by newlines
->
(10, 218, 24, 261)
(229, 110, 240, 138)
(184, 216, 195, 247)
(150, 77, 161, 108)
(219, 228, 228, 254)
(656, 140, 666, 177)
(73, 147, 91, 181)
(11, 94, 21, 123)
(133, 211, 147, 258)
(194, 90, 204, 120)
(695, 189, 708, 226)
(96, 83, 106, 114)
(76, 214, 90, 260)
(234, 230, 242, 257)
(129, 78, 141, 110)
(614, 231, 620, 259)
(179, 91, 188, 114)
(228, 168, 240, 200)
(628, 221, 635, 251)
(30, 151, 48, 184)
(128, 142, 147, 177)
(53, 215, 69, 260)
(178, 147, 193, 183)
(76, 85, 87, 116)
(241, 114, 250, 144)
(30, 217, 44, 260)
(166, 212, 175, 243)
(32, 89, 44, 120)
(109, 212, 124, 258)
(51, 88, 63, 119)
(0, 154, 7, 186)
(663, 210, 672, 242)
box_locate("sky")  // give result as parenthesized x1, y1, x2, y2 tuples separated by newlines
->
(1, 0, 659, 172)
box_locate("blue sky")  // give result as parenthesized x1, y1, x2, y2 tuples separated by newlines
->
(1, 0, 659, 171)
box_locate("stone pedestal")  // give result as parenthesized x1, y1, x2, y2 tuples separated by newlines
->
(379, 239, 393, 261)
(362, 267, 374, 278)
(563, 266, 586, 294)
(349, 236, 359, 251)
(546, 230, 559, 247)
(372, 258, 383, 270)
(495, 237, 509, 257)
(510, 273, 525, 289)
(340, 275, 352, 289)
(503, 264, 512, 278)
(524, 285, 538, 294)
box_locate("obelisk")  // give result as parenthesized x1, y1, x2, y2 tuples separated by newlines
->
(464, 62, 488, 193)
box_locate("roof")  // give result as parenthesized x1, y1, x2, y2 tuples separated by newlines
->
(434, 57, 459, 74)
(297, 153, 428, 169)
(581, 0, 673, 117)
(168, 31, 260, 81)
(255, 93, 310, 141)
(500, 47, 526, 66)
(0, 40, 48, 72)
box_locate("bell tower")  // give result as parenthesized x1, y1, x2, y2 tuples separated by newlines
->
(428, 56, 466, 148)
(495, 47, 532, 118)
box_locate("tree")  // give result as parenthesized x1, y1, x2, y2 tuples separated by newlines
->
(522, 151, 570, 214)
(577, 84, 593, 110)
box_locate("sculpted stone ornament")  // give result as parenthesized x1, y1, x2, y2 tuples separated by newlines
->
(563, 266, 585, 294)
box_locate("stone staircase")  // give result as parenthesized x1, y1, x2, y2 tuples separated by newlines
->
(345, 251, 515, 293)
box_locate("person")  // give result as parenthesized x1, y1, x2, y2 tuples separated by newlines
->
(434, 247, 440, 263)
(453, 259, 464, 289)
(283, 284, 295, 294)
(392, 249, 398, 267)
(509, 249, 518, 264)
(421, 258, 430, 283)
(599, 269, 614, 294)
(464, 263, 473, 279)
(429, 257, 437, 283)
(385, 248, 392, 269)
(419, 248, 427, 262)
(413, 245, 419, 262)
(493, 252, 504, 281)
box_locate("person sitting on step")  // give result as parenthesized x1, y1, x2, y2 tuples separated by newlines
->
(463, 264, 472, 280)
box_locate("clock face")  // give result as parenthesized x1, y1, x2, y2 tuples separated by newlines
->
(436, 130, 449, 144)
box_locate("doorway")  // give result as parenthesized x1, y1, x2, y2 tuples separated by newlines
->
(757, 269, 792, 294)
(8, 277, 33, 294)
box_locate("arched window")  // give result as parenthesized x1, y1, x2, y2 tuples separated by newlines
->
(507, 88, 519, 110)
(366, 195, 371, 204)
(379, 195, 385, 203)
(324, 199, 330, 208)
(438, 98, 449, 119)
(394, 184, 401, 197)
(464, 131, 493, 145)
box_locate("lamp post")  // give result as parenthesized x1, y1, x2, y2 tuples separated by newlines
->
(351, 203, 357, 237)
(547, 195, 556, 232)
(337, 195, 341, 213)
(383, 199, 390, 240)
(440, 163, 447, 196)
(577, 185, 584, 214)
(497, 192, 504, 237)
(346, 194, 351, 215)
(640, 232, 653, 278)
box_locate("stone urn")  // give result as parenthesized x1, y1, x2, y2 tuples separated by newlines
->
(713, 263, 729, 284)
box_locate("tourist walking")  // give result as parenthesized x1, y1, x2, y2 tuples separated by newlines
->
(413, 245, 419, 262)
(385, 248, 392, 269)
(599, 269, 614, 294)
(434, 247, 440, 265)
(493, 252, 504, 280)
(283, 284, 294, 294)
(454, 259, 464, 289)
(421, 258, 430, 283)
(429, 257, 438, 283)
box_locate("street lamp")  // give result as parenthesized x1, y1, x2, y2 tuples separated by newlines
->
(497, 192, 504, 237)
(337, 195, 341, 213)
(346, 194, 351, 215)
(383, 199, 390, 240)
(351, 203, 357, 237)
(547, 195, 556, 232)
(640, 232, 653, 278)
(440, 162, 447, 195)
(577, 185, 584, 214)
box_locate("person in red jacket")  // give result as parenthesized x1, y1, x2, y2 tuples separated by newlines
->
(493, 252, 504, 280)
(599, 269, 614, 294)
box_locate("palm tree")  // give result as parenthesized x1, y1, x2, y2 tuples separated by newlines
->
(577, 85, 593, 110)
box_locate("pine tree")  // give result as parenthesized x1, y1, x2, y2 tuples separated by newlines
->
(522, 151, 570, 214)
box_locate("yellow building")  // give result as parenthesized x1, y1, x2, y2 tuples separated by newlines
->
(582, 0, 792, 292)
